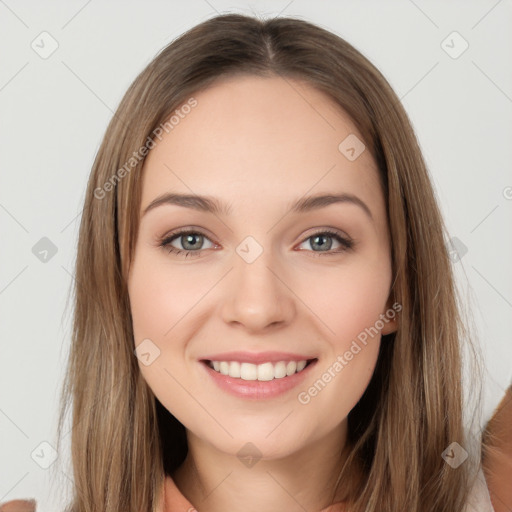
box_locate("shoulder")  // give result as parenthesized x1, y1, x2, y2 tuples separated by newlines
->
(0, 499, 36, 512)
(482, 384, 512, 512)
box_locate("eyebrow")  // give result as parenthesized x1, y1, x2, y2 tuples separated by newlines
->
(142, 192, 373, 220)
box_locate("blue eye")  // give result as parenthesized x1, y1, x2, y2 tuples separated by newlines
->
(159, 230, 215, 258)
(159, 228, 353, 258)
(297, 229, 354, 254)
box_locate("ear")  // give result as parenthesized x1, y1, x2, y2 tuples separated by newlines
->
(380, 296, 400, 335)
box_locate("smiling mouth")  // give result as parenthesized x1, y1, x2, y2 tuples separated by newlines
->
(202, 358, 317, 381)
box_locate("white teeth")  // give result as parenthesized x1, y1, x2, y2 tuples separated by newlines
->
(241, 362, 258, 380)
(297, 360, 307, 372)
(208, 359, 310, 381)
(228, 361, 241, 378)
(274, 361, 287, 379)
(286, 361, 297, 375)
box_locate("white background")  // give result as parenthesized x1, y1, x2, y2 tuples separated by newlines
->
(1, 1, 511, 510)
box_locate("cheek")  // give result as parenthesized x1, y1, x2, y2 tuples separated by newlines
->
(128, 254, 209, 342)
(295, 260, 390, 406)
(303, 259, 392, 344)
(128, 257, 200, 417)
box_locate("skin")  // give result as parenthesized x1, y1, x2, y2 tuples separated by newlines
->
(0, 501, 36, 512)
(0, 77, 507, 512)
(482, 386, 512, 511)
(0, 76, 507, 512)
(127, 75, 397, 512)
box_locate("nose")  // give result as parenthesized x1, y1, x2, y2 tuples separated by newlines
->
(220, 246, 296, 333)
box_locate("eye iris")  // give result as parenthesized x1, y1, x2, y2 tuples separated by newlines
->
(311, 234, 332, 251)
(182, 233, 203, 250)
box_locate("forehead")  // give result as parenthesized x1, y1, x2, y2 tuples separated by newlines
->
(140, 75, 382, 217)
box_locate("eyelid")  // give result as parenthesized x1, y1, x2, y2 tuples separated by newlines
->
(159, 226, 217, 244)
(159, 227, 218, 251)
(299, 226, 353, 244)
(295, 228, 354, 253)
(158, 226, 354, 258)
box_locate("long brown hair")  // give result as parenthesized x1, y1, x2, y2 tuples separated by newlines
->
(55, 13, 483, 511)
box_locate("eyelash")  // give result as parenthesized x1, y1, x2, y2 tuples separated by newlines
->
(158, 228, 354, 258)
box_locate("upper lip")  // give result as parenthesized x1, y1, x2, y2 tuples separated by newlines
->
(199, 351, 317, 364)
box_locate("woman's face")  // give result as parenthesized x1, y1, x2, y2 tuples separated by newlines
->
(127, 75, 396, 460)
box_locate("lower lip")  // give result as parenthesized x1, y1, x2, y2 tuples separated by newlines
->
(201, 360, 317, 400)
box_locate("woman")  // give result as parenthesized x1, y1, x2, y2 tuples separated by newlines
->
(2, 13, 508, 512)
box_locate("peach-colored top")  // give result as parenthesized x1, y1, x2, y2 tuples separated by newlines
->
(0, 470, 495, 511)
(161, 474, 346, 512)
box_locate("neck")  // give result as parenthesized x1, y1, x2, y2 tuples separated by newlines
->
(171, 421, 357, 512)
